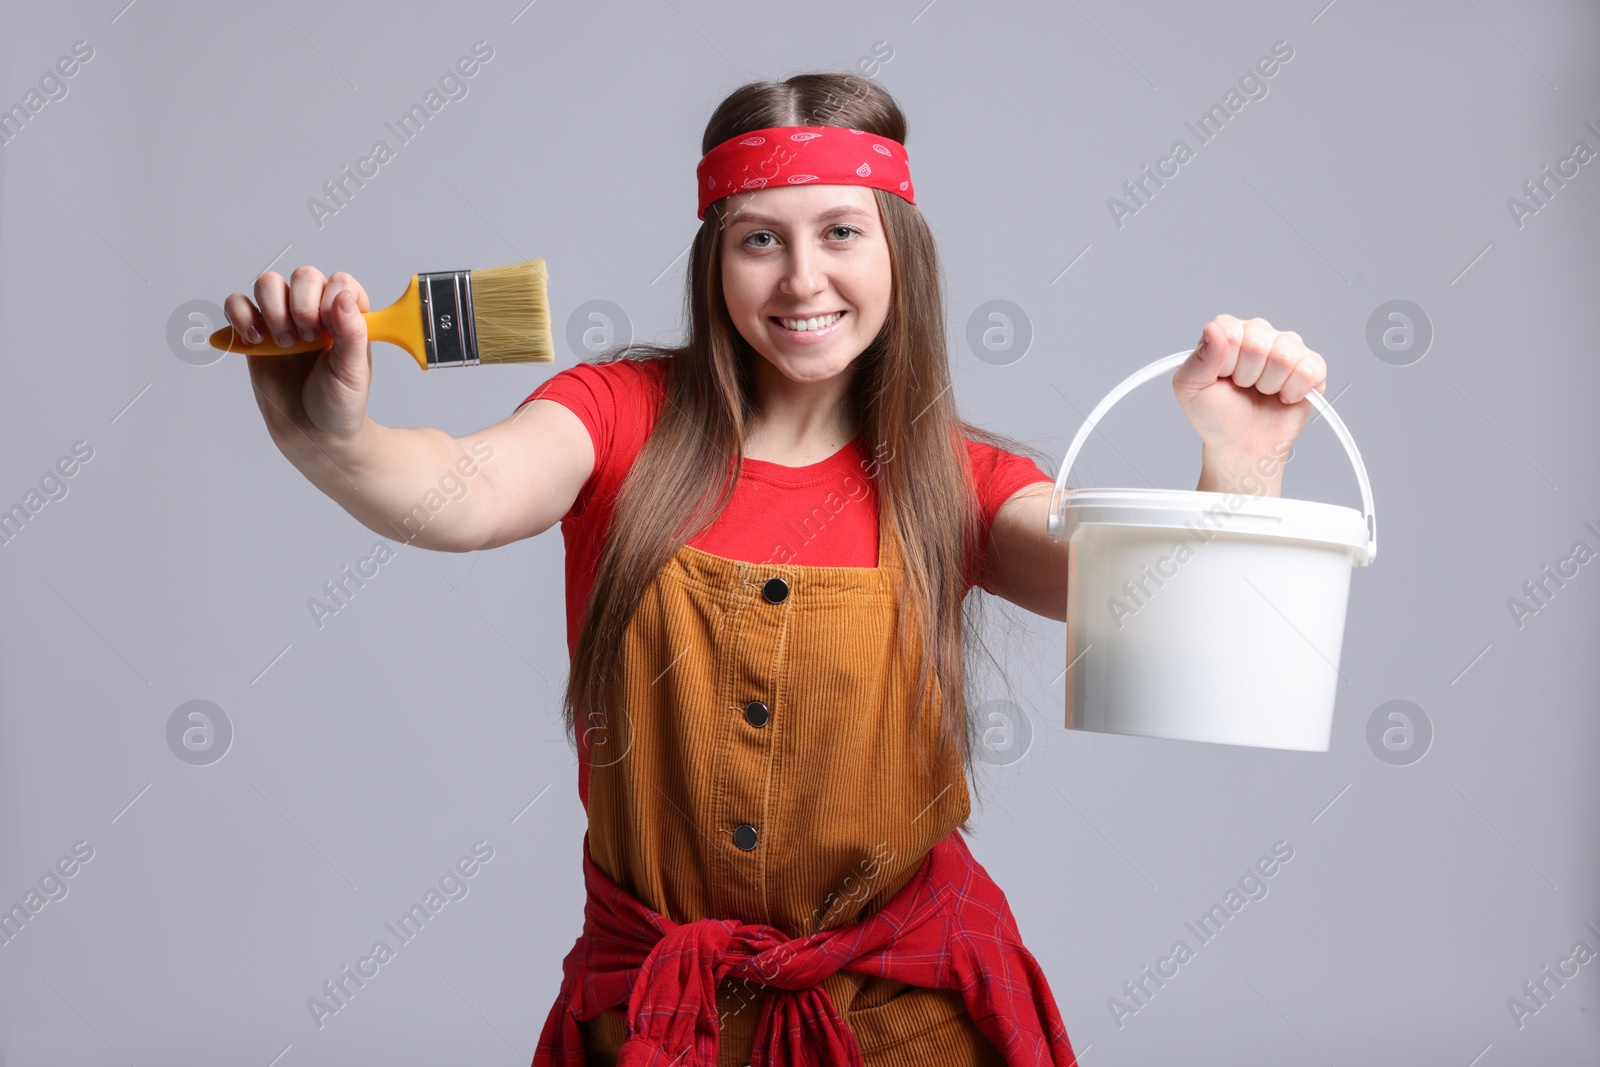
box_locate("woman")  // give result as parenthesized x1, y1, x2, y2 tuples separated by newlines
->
(227, 73, 1327, 1067)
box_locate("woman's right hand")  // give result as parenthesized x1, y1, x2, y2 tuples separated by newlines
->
(225, 266, 373, 460)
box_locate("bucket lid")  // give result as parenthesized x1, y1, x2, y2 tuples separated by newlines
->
(1045, 349, 1377, 566)
(1062, 486, 1370, 557)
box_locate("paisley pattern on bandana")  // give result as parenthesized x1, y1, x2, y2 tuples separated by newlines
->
(696, 125, 916, 219)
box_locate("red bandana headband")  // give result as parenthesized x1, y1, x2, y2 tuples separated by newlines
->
(696, 124, 916, 220)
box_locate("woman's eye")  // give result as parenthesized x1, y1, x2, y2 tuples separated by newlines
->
(741, 225, 861, 249)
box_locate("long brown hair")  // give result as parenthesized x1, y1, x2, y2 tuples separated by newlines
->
(560, 73, 1059, 823)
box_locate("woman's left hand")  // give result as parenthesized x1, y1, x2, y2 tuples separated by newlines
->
(1172, 314, 1328, 496)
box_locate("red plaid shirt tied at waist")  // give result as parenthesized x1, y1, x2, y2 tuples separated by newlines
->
(532, 828, 1079, 1067)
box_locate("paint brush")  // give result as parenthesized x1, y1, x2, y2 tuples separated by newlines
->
(207, 258, 553, 369)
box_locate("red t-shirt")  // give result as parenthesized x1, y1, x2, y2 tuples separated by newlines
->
(516, 356, 1053, 660)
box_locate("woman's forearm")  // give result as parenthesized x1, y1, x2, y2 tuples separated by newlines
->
(281, 417, 498, 552)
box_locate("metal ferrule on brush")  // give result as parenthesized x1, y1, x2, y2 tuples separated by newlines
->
(418, 269, 480, 368)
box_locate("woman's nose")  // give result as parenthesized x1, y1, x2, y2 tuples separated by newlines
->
(780, 245, 824, 297)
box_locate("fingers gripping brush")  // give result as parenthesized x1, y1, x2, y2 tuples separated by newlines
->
(208, 258, 554, 369)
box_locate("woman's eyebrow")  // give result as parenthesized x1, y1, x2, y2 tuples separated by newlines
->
(725, 205, 874, 226)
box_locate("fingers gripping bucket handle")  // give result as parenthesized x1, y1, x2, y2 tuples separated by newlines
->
(1045, 349, 1378, 566)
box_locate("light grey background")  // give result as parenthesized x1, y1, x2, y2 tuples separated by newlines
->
(2, 0, 1596, 1064)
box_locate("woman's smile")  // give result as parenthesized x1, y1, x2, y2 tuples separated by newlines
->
(768, 309, 848, 343)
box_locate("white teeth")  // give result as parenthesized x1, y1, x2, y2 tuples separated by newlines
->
(777, 311, 843, 332)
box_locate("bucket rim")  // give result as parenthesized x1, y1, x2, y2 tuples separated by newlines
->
(1061, 485, 1370, 557)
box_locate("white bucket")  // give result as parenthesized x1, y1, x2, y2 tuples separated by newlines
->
(1045, 350, 1378, 752)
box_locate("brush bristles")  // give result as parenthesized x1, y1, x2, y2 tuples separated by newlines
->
(470, 258, 554, 364)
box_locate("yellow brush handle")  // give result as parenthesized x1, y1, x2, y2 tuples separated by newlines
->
(207, 275, 430, 370)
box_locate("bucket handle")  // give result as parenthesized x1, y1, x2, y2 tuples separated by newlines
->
(1045, 349, 1377, 566)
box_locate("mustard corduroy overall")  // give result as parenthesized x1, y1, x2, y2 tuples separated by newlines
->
(578, 509, 1006, 1066)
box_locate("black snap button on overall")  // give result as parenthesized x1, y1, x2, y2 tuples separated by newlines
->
(761, 577, 788, 603)
(743, 700, 770, 728)
(732, 823, 759, 850)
